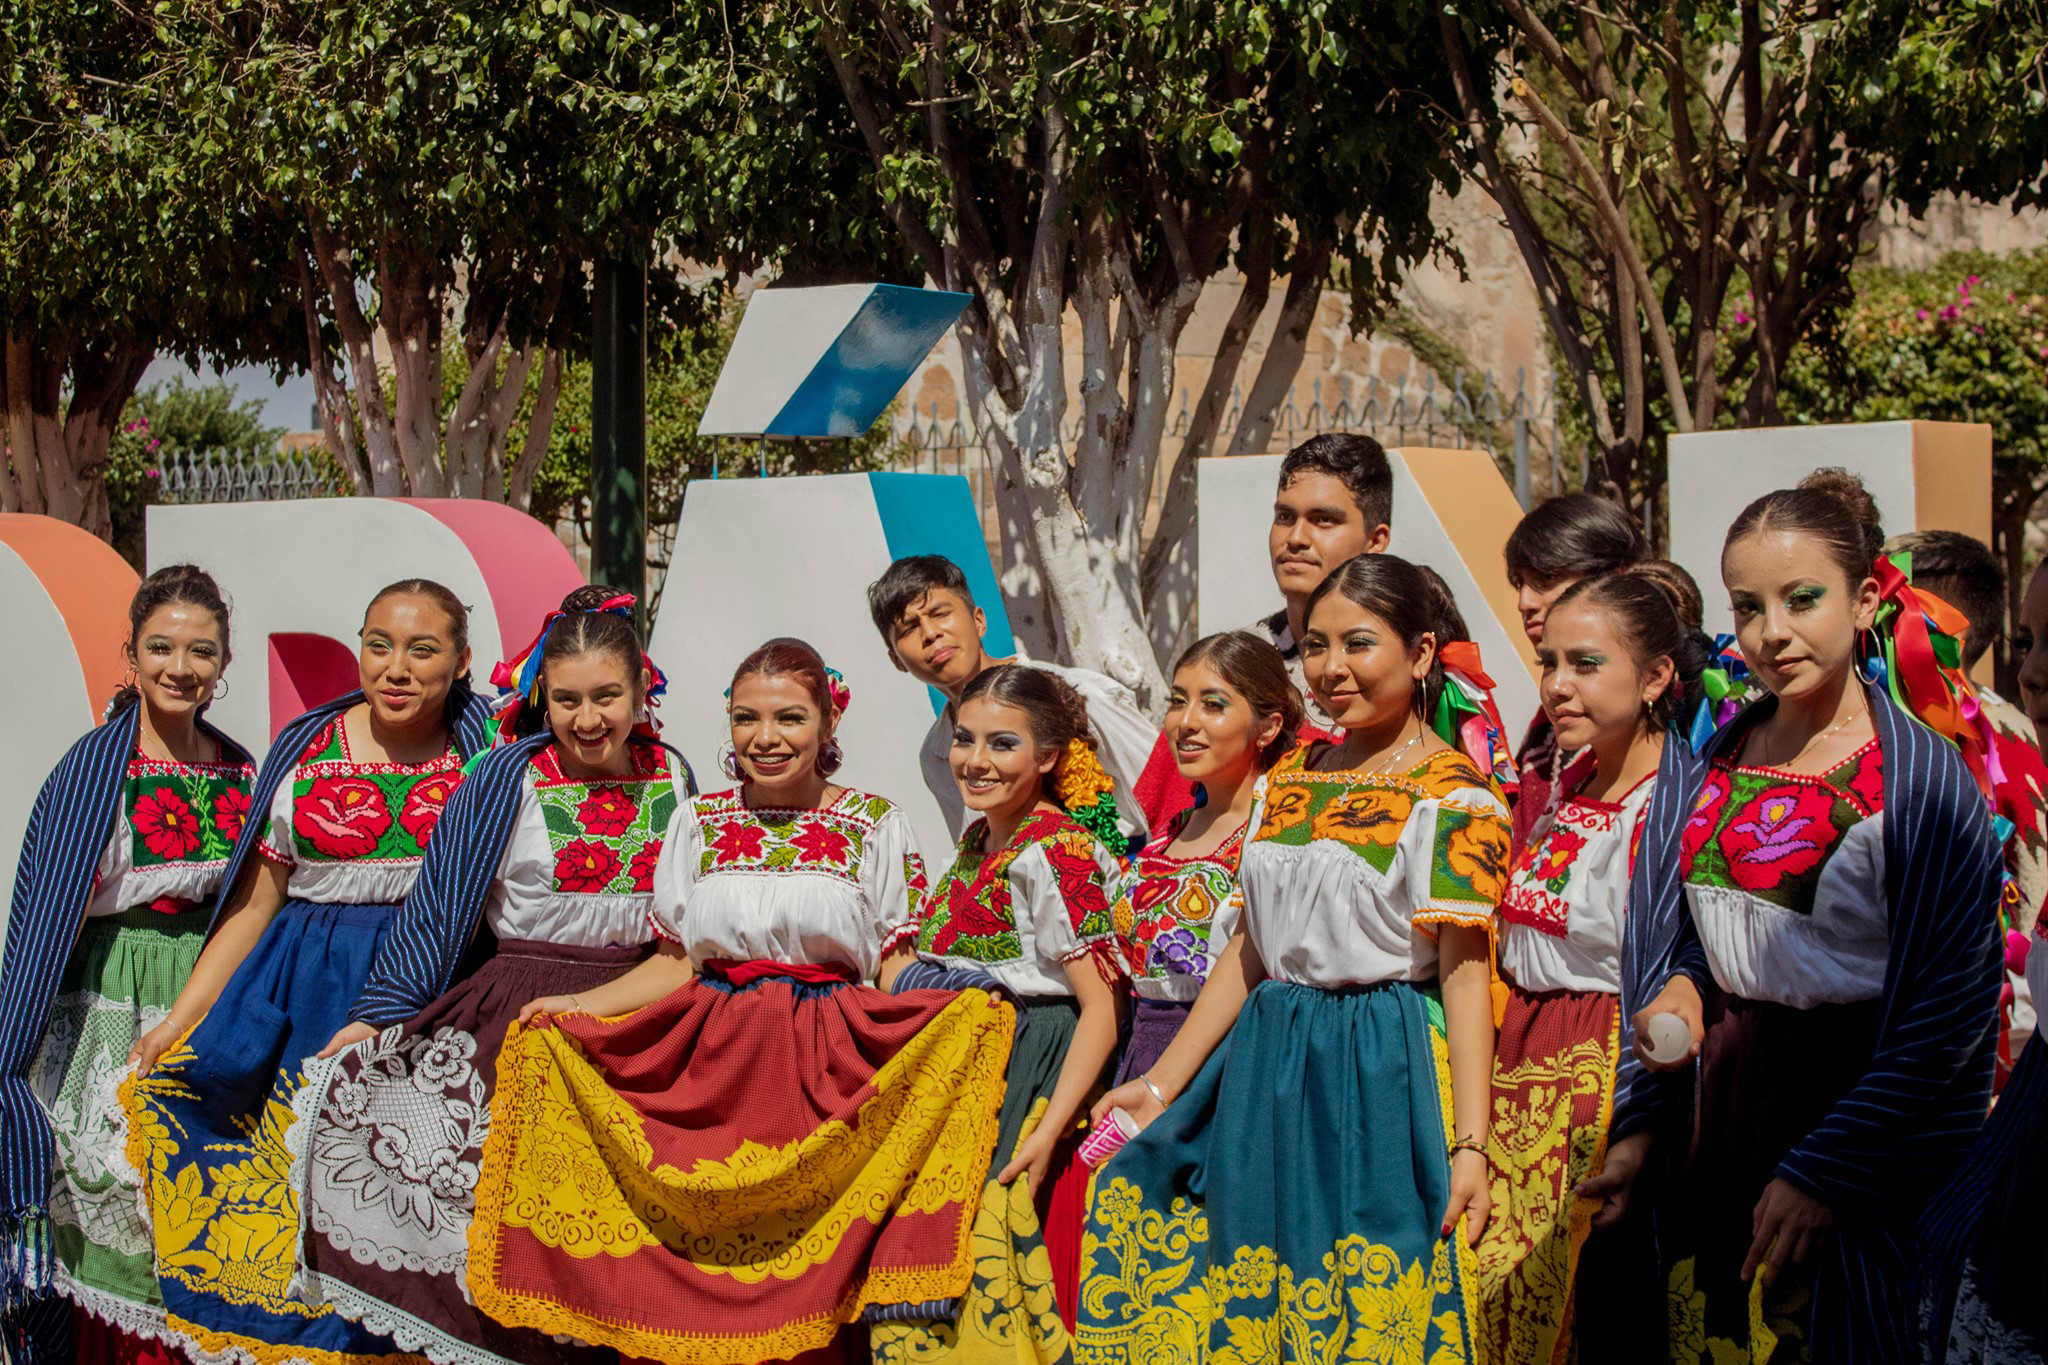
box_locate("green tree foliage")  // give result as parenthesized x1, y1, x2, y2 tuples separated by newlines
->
(1781, 248, 2048, 665)
(807, 0, 1478, 697)
(105, 378, 295, 567)
(0, 0, 292, 535)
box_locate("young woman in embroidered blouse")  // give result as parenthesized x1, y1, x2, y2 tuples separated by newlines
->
(124, 579, 487, 1365)
(284, 589, 687, 1365)
(1111, 631, 1299, 1085)
(868, 663, 1126, 1363)
(1628, 470, 2003, 1365)
(464, 638, 1009, 1365)
(1476, 569, 1705, 1365)
(0, 567, 252, 1365)
(1076, 553, 1509, 1365)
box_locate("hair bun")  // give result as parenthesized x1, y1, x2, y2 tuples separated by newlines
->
(1797, 467, 1884, 565)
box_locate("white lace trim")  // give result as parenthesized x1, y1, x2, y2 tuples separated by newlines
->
(53, 1263, 175, 1348)
(296, 1272, 560, 1365)
(281, 1043, 358, 1305)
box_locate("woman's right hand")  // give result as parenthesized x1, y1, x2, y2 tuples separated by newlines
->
(1089, 1077, 1167, 1133)
(129, 1015, 188, 1078)
(518, 994, 583, 1024)
(1631, 975, 1705, 1072)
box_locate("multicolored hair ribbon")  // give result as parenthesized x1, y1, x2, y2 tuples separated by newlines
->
(486, 593, 668, 745)
(824, 666, 853, 714)
(1867, 552, 2000, 804)
(1051, 737, 1126, 852)
(1434, 641, 1518, 796)
(1688, 635, 1757, 754)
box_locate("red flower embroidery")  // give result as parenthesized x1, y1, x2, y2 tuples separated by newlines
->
(398, 774, 459, 846)
(709, 820, 768, 865)
(790, 821, 852, 866)
(555, 839, 623, 893)
(1130, 874, 1178, 914)
(1524, 826, 1586, 891)
(576, 785, 639, 838)
(628, 841, 662, 892)
(295, 777, 393, 859)
(1046, 839, 1112, 934)
(1719, 782, 1837, 893)
(135, 788, 202, 861)
(928, 875, 1011, 955)
(1680, 769, 1732, 869)
(212, 785, 251, 846)
(1843, 745, 1884, 813)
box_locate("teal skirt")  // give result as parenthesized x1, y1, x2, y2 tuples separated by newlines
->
(1075, 979, 1477, 1364)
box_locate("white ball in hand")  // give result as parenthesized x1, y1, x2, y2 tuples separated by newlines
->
(1642, 1011, 1690, 1064)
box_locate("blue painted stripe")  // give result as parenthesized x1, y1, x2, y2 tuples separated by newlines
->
(766, 285, 969, 438)
(868, 471, 1017, 716)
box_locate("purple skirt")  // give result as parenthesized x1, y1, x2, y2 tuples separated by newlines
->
(1114, 997, 1191, 1085)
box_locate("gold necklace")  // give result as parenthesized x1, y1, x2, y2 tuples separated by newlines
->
(1765, 702, 1869, 770)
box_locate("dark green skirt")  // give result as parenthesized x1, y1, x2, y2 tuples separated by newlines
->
(1075, 979, 1477, 1364)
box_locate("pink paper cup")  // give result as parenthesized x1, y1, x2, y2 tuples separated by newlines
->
(1077, 1107, 1142, 1169)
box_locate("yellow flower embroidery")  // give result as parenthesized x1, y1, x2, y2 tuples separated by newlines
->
(1445, 821, 1509, 903)
(1311, 789, 1416, 848)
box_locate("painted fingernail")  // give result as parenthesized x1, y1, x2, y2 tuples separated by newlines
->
(1440, 1223, 1453, 1238)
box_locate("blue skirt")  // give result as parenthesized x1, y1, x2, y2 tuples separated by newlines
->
(123, 899, 411, 1364)
(1075, 979, 1476, 1364)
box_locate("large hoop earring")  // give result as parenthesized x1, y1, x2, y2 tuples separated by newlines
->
(214, 678, 230, 699)
(718, 741, 743, 781)
(816, 737, 844, 777)
(1856, 628, 1886, 687)
(120, 666, 137, 691)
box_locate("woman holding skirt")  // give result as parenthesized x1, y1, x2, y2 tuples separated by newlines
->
(1074, 553, 1507, 1365)
(1475, 569, 1704, 1364)
(1112, 631, 1297, 1084)
(291, 588, 688, 1365)
(124, 578, 490, 1365)
(868, 664, 1129, 1364)
(0, 567, 252, 1365)
(468, 637, 1013, 1364)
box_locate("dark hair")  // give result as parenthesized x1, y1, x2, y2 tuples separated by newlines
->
(1277, 434, 1393, 531)
(867, 555, 976, 644)
(1173, 631, 1306, 768)
(1886, 529, 2004, 669)
(1503, 492, 1648, 587)
(108, 565, 232, 716)
(1303, 553, 1466, 719)
(513, 584, 643, 738)
(1725, 466, 1885, 589)
(1550, 572, 1713, 731)
(729, 637, 842, 775)
(959, 662, 1096, 762)
(363, 579, 471, 657)
(1620, 559, 1704, 633)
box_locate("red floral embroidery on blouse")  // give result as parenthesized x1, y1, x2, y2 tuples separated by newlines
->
(575, 785, 639, 838)
(1526, 825, 1585, 891)
(398, 774, 460, 845)
(790, 822, 853, 865)
(1045, 838, 1113, 934)
(135, 789, 202, 861)
(212, 785, 251, 845)
(1843, 741, 1884, 812)
(709, 820, 769, 865)
(1680, 768, 1732, 867)
(1717, 782, 1837, 892)
(627, 841, 662, 893)
(296, 776, 394, 859)
(555, 839, 624, 893)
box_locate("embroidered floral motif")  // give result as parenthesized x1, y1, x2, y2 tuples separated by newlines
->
(1312, 788, 1415, 849)
(211, 785, 251, 846)
(531, 741, 677, 897)
(282, 719, 465, 867)
(710, 820, 769, 865)
(1528, 826, 1585, 893)
(689, 788, 892, 885)
(1682, 740, 1883, 913)
(1117, 820, 1243, 986)
(1439, 811, 1511, 908)
(298, 776, 393, 859)
(918, 809, 1115, 965)
(1500, 791, 1630, 940)
(134, 789, 203, 861)
(397, 773, 457, 844)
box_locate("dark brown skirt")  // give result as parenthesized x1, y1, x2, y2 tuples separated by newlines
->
(298, 936, 650, 1365)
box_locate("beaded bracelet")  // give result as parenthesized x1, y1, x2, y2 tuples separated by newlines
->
(1449, 1136, 1487, 1158)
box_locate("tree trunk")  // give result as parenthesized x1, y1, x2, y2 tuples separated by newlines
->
(310, 224, 406, 495)
(0, 331, 151, 537)
(378, 246, 447, 496)
(500, 344, 565, 511)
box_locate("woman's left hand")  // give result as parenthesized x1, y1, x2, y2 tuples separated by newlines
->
(317, 1021, 377, 1059)
(1440, 1147, 1491, 1247)
(1741, 1178, 1833, 1287)
(997, 1123, 1059, 1196)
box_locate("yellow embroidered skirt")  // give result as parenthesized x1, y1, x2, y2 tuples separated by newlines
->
(1074, 979, 1477, 1365)
(469, 972, 1012, 1364)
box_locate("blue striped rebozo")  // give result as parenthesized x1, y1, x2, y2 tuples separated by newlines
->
(0, 704, 251, 1312)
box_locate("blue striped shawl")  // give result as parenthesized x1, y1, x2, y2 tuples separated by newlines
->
(1616, 685, 2004, 1219)
(0, 704, 252, 1306)
(204, 683, 493, 937)
(348, 734, 695, 1029)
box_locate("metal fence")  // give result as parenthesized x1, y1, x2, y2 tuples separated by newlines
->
(155, 448, 348, 504)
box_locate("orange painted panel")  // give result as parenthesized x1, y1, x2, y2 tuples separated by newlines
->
(0, 515, 139, 720)
(1397, 448, 1534, 683)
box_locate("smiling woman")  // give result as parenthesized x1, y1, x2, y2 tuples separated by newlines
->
(121, 578, 491, 1365)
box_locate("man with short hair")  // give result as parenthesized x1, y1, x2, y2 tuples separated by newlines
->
(1891, 528, 2048, 1068)
(866, 554, 1171, 847)
(1253, 433, 1393, 734)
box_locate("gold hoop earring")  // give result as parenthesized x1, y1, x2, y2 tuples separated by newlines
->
(214, 678, 230, 699)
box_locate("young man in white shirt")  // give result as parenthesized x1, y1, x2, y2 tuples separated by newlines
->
(1253, 433, 1393, 735)
(867, 554, 1168, 848)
